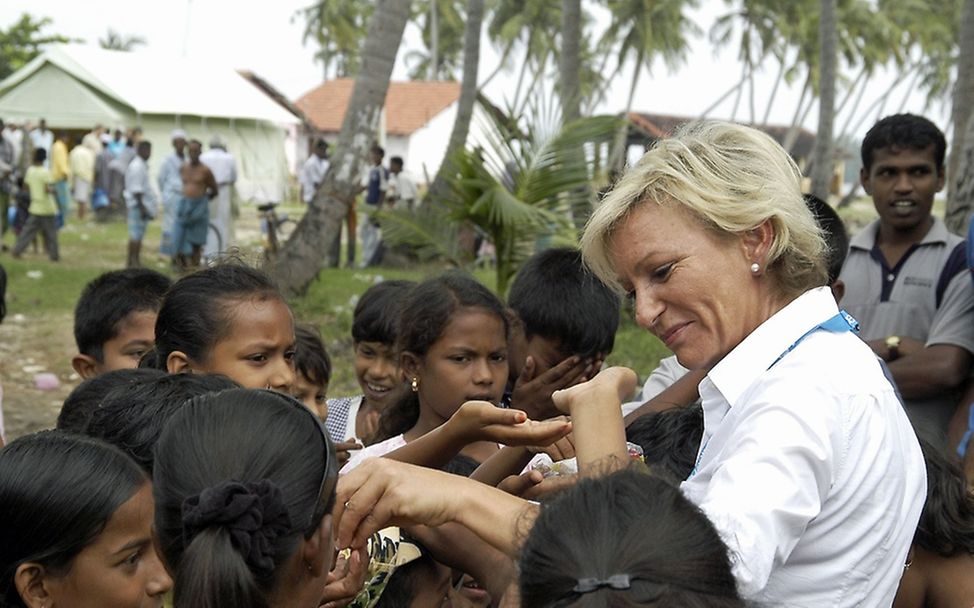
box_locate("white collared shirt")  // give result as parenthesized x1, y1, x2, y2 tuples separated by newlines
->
(681, 287, 925, 607)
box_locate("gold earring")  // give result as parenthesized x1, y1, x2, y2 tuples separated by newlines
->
(411, 377, 419, 392)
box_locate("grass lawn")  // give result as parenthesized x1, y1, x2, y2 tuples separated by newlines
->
(0, 195, 904, 441)
(0, 202, 668, 440)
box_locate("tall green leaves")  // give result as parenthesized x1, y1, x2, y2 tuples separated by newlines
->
(380, 102, 619, 293)
(0, 14, 73, 81)
(294, 0, 372, 79)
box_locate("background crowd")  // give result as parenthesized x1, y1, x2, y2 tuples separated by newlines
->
(1, 113, 974, 608)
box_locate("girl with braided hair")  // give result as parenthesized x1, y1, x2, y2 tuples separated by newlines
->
(152, 388, 339, 608)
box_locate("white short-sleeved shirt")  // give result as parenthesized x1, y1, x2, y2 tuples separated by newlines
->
(123, 156, 158, 216)
(681, 287, 925, 606)
(621, 355, 692, 416)
(839, 218, 974, 436)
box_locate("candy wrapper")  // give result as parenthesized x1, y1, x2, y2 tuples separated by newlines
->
(346, 526, 423, 608)
(530, 442, 644, 478)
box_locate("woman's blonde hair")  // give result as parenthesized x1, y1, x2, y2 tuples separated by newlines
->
(581, 121, 827, 298)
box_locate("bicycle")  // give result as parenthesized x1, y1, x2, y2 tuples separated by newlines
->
(257, 202, 297, 259)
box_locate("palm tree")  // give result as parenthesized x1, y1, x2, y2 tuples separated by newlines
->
(268, 0, 411, 296)
(809, 0, 837, 200)
(380, 108, 620, 293)
(405, 0, 466, 80)
(426, 0, 485, 204)
(603, 0, 700, 171)
(98, 28, 146, 52)
(709, 0, 788, 124)
(560, 0, 582, 124)
(486, 0, 562, 115)
(948, 0, 974, 232)
(294, 0, 372, 79)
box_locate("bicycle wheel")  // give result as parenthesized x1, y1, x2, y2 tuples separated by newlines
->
(207, 222, 223, 253)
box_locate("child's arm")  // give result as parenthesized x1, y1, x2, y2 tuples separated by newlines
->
(336, 458, 538, 558)
(623, 367, 707, 425)
(552, 367, 637, 475)
(510, 355, 593, 420)
(379, 401, 571, 469)
(470, 445, 535, 487)
(470, 433, 575, 488)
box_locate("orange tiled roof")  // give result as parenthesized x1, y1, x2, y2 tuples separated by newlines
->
(296, 79, 461, 135)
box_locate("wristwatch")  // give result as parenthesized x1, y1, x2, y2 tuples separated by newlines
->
(885, 335, 901, 361)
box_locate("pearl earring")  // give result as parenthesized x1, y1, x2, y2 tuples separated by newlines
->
(750, 262, 760, 273)
(411, 377, 419, 392)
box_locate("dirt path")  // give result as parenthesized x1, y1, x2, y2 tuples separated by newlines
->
(1, 312, 77, 440)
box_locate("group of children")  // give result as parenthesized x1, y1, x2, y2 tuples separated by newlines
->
(1, 215, 974, 606)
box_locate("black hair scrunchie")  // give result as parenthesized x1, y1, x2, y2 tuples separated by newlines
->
(181, 479, 293, 577)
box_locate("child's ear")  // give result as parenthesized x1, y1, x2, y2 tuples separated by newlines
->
(400, 351, 422, 382)
(71, 353, 100, 380)
(830, 279, 845, 304)
(302, 514, 333, 577)
(166, 351, 193, 375)
(15, 562, 54, 608)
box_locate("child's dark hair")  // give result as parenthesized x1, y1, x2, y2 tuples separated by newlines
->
(803, 194, 848, 285)
(508, 247, 620, 358)
(519, 466, 744, 607)
(861, 113, 946, 172)
(83, 373, 240, 474)
(32, 147, 46, 163)
(351, 280, 416, 344)
(74, 268, 172, 362)
(145, 263, 284, 369)
(0, 431, 147, 608)
(626, 405, 704, 484)
(294, 324, 332, 387)
(374, 272, 509, 443)
(153, 389, 338, 608)
(442, 454, 480, 477)
(374, 550, 440, 608)
(57, 368, 167, 433)
(914, 438, 974, 557)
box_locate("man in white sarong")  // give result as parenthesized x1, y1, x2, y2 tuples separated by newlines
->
(200, 134, 237, 260)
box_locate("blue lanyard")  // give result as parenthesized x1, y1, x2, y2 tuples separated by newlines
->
(687, 310, 860, 479)
(766, 310, 859, 370)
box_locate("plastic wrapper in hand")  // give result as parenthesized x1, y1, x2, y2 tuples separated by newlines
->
(530, 442, 645, 478)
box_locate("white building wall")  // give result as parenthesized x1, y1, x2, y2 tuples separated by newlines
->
(403, 102, 457, 185)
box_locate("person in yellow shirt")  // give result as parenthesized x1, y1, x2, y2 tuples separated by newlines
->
(12, 148, 58, 260)
(69, 136, 95, 220)
(50, 131, 71, 227)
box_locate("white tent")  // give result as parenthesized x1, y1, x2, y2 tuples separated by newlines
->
(0, 44, 299, 203)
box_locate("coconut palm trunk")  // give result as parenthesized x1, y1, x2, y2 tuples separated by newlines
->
(560, 0, 592, 227)
(809, 0, 837, 200)
(266, 0, 410, 296)
(426, 0, 484, 206)
(947, 0, 974, 232)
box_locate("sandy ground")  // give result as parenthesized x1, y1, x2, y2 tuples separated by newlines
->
(1, 311, 77, 440)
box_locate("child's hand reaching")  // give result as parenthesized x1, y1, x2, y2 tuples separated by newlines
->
(448, 400, 572, 447)
(497, 469, 579, 501)
(319, 546, 369, 608)
(335, 439, 363, 468)
(551, 366, 637, 416)
(511, 355, 594, 420)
